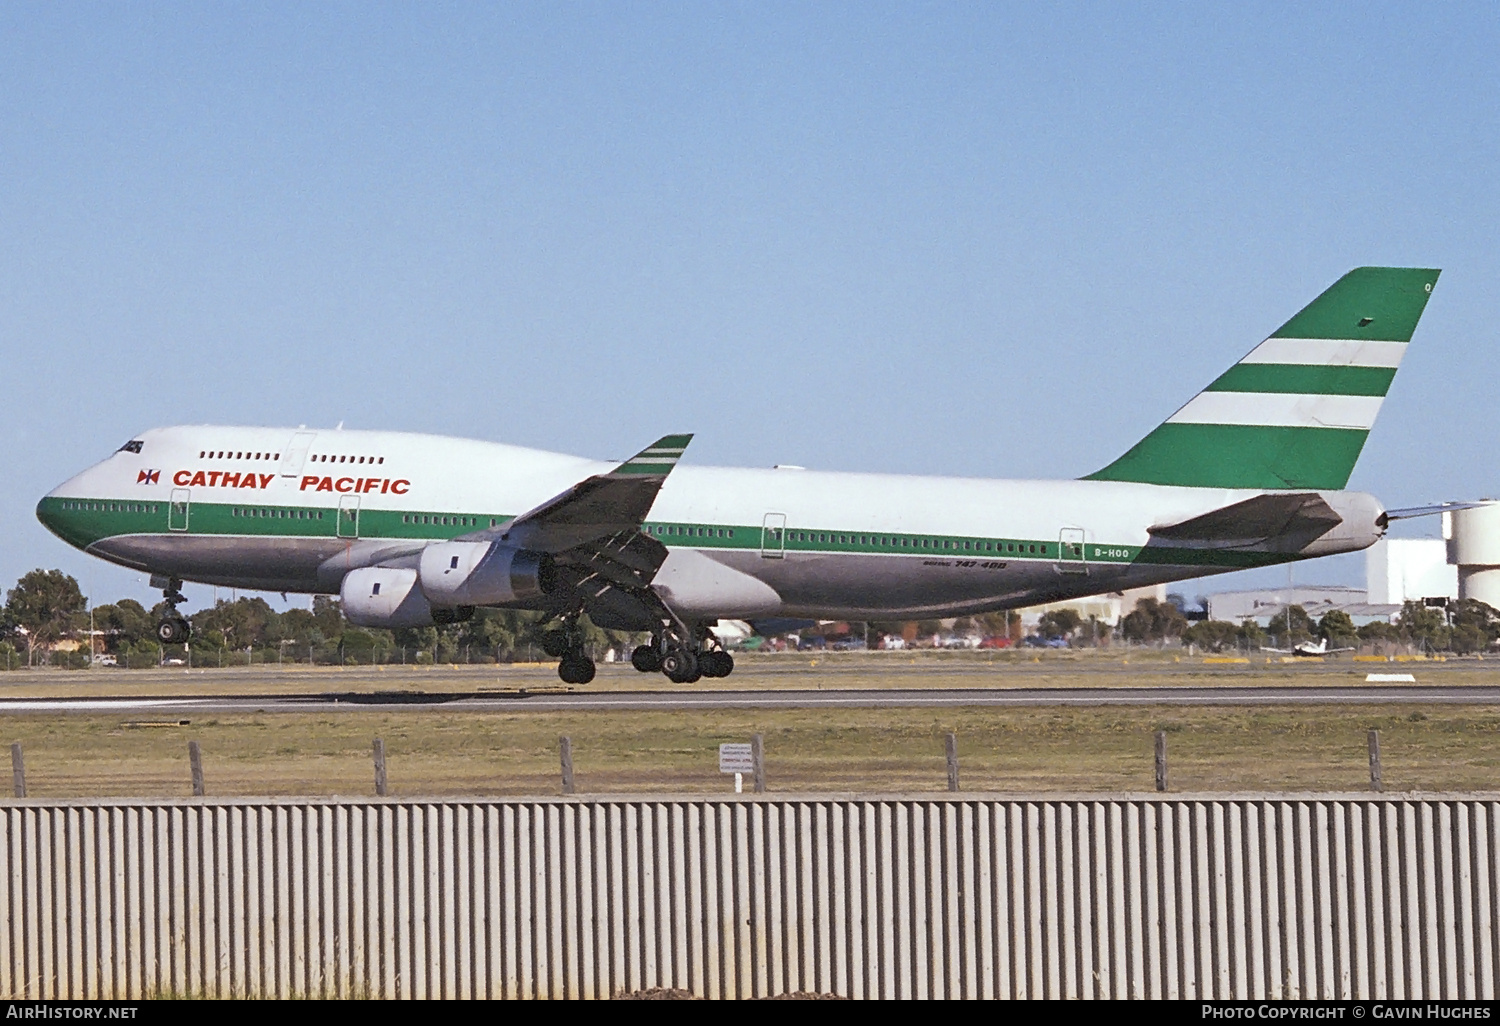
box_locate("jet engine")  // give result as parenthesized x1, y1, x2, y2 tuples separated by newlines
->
(418, 540, 557, 607)
(341, 567, 436, 628)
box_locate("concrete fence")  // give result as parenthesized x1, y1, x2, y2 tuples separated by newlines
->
(1, 795, 1496, 999)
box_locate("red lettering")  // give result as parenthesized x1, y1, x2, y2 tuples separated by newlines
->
(380, 479, 390, 494)
(300, 476, 319, 491)
(362, 478, 380, 493)
(335, 477, 354, 493)
(316, 477, 334, 492)
(221, 472, 240, 488)
(390, 479, 410, 495)
(239, 474, 257, 488)
(188, 471, 207, 487)
(259, 474, 273, 488)
(207, 471, 223, 487)
(173, 470, 191, 486)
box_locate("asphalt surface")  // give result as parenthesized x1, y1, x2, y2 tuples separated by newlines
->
(2, 684, 1499, 714)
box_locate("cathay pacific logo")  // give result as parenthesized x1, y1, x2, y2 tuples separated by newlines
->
(137, 469, 160, 485)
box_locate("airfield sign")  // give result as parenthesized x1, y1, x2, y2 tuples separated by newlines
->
(719, 743, 754, 774)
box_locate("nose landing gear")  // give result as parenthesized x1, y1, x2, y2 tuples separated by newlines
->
(150, 575, 192, 645)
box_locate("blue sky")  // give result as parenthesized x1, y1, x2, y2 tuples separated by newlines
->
(2, 3, 1496, 609)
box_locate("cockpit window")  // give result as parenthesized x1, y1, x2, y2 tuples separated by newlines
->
(117, 440, 144, 454)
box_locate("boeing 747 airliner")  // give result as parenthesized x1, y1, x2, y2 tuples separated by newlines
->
(39, 267, 1442, 683)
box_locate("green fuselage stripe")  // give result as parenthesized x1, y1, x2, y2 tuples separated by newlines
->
(37, 496, 1298, 575)
(1205, 364, 1396, 397)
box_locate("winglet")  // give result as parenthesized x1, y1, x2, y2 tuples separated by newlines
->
(610, 434, 694, 477)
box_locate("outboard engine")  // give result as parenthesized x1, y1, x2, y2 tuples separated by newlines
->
(341, 567, 436, 628)
(418, 540, 557, 607)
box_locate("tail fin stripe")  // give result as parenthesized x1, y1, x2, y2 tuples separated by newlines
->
(1205, 364, 1397, 397)
(1240, 337, 1407, 368)
(1084, 266, 1439, 490)
(1167, 392, 1382, 430)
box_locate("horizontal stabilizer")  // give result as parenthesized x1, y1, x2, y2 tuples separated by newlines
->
(1148, 492, 1343, 552)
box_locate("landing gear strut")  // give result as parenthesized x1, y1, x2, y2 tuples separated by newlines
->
(544, 614, 596, 685)
(151, 575, 191, 644)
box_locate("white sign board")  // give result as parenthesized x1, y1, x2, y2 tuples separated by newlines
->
(719, 743, 754, 774)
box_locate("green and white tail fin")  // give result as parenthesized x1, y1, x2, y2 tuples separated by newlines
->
(1085, 266, 1440, 490)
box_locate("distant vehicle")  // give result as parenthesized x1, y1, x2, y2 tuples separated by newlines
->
(1024, 635, 1070, 649)
(1263, 638, 1355, 657)
(878, 635, 906, 650)
(90, 653, 117, 666)
(163, 657, 186, 666)
(977, 636, 1012, 650)
(830, 638, 866, 651)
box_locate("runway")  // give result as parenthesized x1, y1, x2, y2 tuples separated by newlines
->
(3, 683, 1499, 714)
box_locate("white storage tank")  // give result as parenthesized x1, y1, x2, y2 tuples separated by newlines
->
(1447, 500, 1500, 608)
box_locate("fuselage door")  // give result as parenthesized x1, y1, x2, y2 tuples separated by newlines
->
(338, 495, 360, 539)
(1057, 527, 1086, 574)
(761, 512, 787, 559)
(281, 432, 317, 478)
(168, 488, 190, 532)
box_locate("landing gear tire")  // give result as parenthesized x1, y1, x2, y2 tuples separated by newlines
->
(558, 653, 596, 685)
(631, 645, 662, 673)
(661, 648, 700, 684)
(156, 617, 190, 645)
(699, 651, 734, 678)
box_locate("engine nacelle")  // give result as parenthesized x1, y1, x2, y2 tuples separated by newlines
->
(418, 540, 556, 607)
(341, 567, 436, 628)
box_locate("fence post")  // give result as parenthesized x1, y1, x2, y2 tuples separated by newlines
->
(945, 732, 960, 792)
(1368, 729, 1383, 793)
(1154, 730, 1168, 792)
(373, 738, 388, 797)
(188, 740, 205, 797)
(10, 743, 24, 799)
(560, 736, 575, 795)
(752, 734, 765, 794)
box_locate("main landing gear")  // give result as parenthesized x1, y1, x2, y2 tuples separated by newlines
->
(541, 617, 596, 685)
(151, 575, 192, 645)
(630, 629, 734, 684)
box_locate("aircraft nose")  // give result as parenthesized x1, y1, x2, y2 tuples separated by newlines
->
(36, 492, 67, 539)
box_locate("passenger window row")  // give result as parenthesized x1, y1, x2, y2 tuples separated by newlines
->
(778, 531, 1046, 555)
(61, 501, 158, 514)
(401, 515, 490, 528)
(199, 450, 281, 461)
(232, 508, 323, 520)
(311, 454, 385, 465)
(648, 525, 736, 539)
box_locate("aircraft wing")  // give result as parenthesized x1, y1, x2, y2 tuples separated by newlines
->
(479, 434, 692, 554)
(456, 433, 694, 631)
(1148, 492, 1343, 552)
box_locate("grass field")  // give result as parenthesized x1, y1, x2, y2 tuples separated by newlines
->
(2, 652, 1498, 798)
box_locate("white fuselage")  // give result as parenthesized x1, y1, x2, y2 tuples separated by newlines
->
(39, 425, 1387, 621)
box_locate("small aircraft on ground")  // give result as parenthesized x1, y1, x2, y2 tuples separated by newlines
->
(1263, 638, 1356, 657)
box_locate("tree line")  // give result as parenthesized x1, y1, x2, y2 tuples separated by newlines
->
(1113, 597, 1500, 655)
(5, 568, 1497, 669)
(0, 568, 643, 669)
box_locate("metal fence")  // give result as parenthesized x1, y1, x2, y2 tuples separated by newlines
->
(2, 795, 1496, 999)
